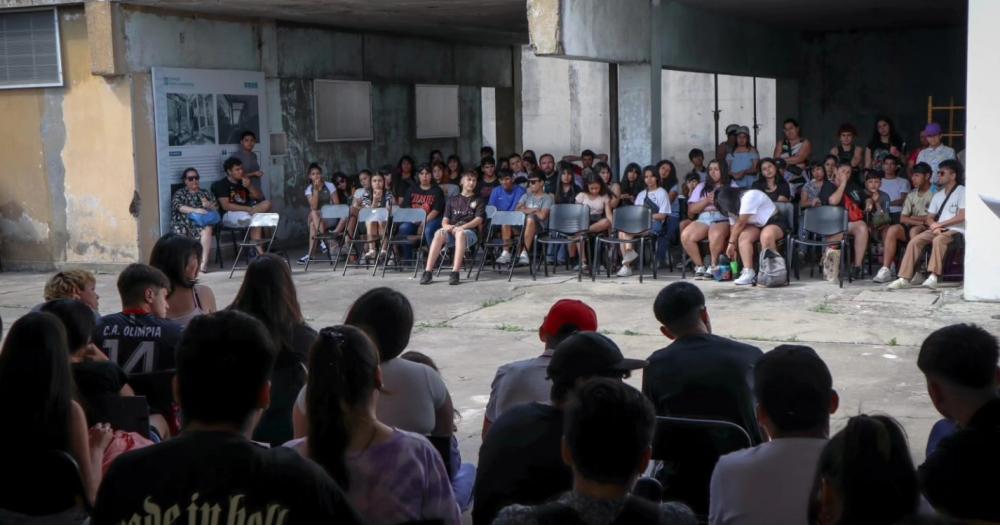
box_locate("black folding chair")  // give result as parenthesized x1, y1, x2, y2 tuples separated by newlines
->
(378, 207, 427, 278)
(474, 210, 527, 282)
(228, 212, 281, 278)
(0, 449, 89, 517)
(594, 206, 657, 283)
(304, 204, 351, 272)
(787, 206, 849, 287)
(341, 207, 389, 276)
(532, 203, 590, 282)
(651, 416, 753, 519)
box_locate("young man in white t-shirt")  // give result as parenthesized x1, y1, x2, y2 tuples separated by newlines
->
(889, 160, 965, 290)
(915, 122, 957, 187)
(879, 155, 910, 220)
(717, 187, 783, 285)
(619, 169, 670, 277)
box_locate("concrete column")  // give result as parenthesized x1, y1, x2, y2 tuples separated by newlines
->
(615, 0, 660, 166)
(964, 0, 1000, 301)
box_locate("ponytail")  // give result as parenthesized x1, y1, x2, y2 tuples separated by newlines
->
(306, 325, 380, 490)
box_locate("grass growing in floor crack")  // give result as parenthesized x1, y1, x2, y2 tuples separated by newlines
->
(622, 329, 641, 336)
(416, 321, 450, 329)
(810, 302, 836, 314)
(888, 337, 897, 347)
(482, 296, 511, 308)
(495, 323, 525, 332)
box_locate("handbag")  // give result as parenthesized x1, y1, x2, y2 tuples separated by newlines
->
(188, 210, 221, 227)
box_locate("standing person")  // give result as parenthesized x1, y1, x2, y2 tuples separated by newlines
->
(170, 167, 219, 273)
(717, 186, 785, 286)
(573, 175, 614, 272)
(354, 170, 394, 261)
(399, 163, 446, 261)
(149, 234, 218, 328)
(300, 163, 338, 264)
(477, 156, 501, 201)
(915, 123, 957, 187)
(873, 163, 933, 283)
(830, 123, 864, 177)
(751, 158, 792, 202)
(726, 127, 760, 189)
(774, 118, 813, 177)
(421, 171, 487, 285)
(289, 326, 461, 525)
(489, 170, 528, 265)
(888, 159, 965, 290)
(865, 116, 904, 173)
(916, 324, 1000, 522)
(644, 282, 764, 443)
(618, 166, 671, 277)
(212, 157, 273, 255)
(681, 159, 731, 278)
(879, 155, 911, 223)
(515, 173, 554, 266)
(0, 312, 114, 508)
(827, 161, 871, 280)
(619, 162, 644, 206)
(710, 345, 839, 525)
(93, 311, 362, 525)
(230, 130, 265, 190)
(717, 124, 740, 163)
(688, 148, 708, 181)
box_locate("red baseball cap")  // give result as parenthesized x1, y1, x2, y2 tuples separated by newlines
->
(540, 299, 597, 337)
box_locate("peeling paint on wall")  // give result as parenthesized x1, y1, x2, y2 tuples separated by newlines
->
(0, 210, 51, 244)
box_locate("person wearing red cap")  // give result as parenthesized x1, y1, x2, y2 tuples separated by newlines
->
(915, 122, 956, 188)
(482, 299, 598, 438)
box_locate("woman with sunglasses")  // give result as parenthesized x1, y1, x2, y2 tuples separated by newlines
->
(170, 167, 219, 273)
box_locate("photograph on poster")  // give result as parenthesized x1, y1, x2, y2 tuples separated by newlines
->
(217, 94, 260, 145)
(167, 93, 216, 146)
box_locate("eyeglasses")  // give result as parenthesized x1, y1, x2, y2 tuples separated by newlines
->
(186, 176, 200, 181)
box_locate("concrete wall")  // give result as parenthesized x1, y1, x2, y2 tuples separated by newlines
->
(796, 26, 967, 155)
(0, 7, 138, 269)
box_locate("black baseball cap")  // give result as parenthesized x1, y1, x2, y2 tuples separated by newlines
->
(912, 162, 932, 175)
(547, 331, 647, 382)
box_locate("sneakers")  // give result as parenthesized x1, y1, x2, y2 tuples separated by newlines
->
(694, 265, 707, 279)
(573, 263, 589, 272)
(319, 240, 329, 254)
(419, 271, 433, 285)
(297, 254, 310, 265)
(921, 274, 939, 289)
(617, 265, 633, 277)
(734, 268, 756, 286)
(850, 266, 863, 280)
(448, 271, 461, 285)
(887, 277, 909, 290)
(873, 266, 894, 283)
(622, 250, 639, 265)
(496, 251, 512, 264)
(363, 249, 376, 261)
(518, 251, 530, 265)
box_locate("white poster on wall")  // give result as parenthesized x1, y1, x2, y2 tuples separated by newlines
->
(151, 67, 269, 235)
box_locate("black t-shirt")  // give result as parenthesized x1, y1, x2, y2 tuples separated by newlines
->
(73, 360, 129, 425)
(252, 324, 315, 447)
(92, 431, 361, 525)
(211, 177, 259, 209)
(403, 185, 446, 216)
(477, 177, 501, 201)
(751, 178, 792, 202)
(642, 333, 764, 444)
(94, 312, 182, 374)
(473, 403, 570, 525)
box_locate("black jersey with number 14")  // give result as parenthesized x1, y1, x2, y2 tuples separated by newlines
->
(94, 312, 183, 374)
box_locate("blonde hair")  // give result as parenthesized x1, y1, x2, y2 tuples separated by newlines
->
(43, 270, 96, 301)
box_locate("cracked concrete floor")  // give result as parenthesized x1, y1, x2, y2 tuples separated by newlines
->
(3, 263, 999, 466)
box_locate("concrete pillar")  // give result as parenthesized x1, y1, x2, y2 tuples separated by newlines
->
(616, 1, 661, 166)
(964, 0, 1000, 301)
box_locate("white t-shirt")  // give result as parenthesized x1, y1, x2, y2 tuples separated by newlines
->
(296, 357, 449, 435)
(635, 187, 671, 217)
(916, 144, 957, 184)
(304, 181, 335, 198)
(728, 189, 775, 227)
(484, 351, 553, 424)
(709, 438, 827, 525)
(928, 184, 966, 234)
(879, 177, 911, 214)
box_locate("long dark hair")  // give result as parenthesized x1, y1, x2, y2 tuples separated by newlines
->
(397, 155, 415, 178)
(306, 325, 380, 490)
(150, 233, 202, 290)
(584, 173, 610, 197)
(715, 186, 745, 217)
(809, 414, 918, 525)
(0, 312, 74, 452)
(228, 254, 305, 356)
(621, 163, 643, 196)
(657, 159, 678, 190)
(703, 159, 730, 194)
(867, 116, 903, 150)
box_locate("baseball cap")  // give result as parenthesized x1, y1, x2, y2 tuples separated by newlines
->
(737, 125, 751, 136)
(725, 124, 740, 135)
(547, 332, 647, 382)
(540, 299, 597, 337)
(923, 122, 942, 137)
(754, 345, 833, 432)
(912, 162, 932, 175)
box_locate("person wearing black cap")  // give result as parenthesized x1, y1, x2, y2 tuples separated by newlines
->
(472, 332, 646, 525)
(709, 345, 839, 525)
(643, 282, 763, 443)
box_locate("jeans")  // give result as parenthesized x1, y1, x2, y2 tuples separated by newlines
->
(397, 218, 442, 260)
(652, 219, 673, 264)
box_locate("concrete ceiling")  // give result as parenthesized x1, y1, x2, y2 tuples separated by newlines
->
(122, 0, 529, 43)
(674, 0, 966, 31)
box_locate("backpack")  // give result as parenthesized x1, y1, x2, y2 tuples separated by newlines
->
(757, 248, 788, 287)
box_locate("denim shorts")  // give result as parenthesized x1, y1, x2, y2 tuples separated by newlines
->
(446, 229, 478, 248)
(696, 210, 727, 226)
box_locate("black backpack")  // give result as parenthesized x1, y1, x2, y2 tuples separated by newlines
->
(534, 495, 663, 525)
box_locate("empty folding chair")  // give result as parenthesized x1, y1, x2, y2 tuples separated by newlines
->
(341, 207, 389, 276)
(532, 203, 590, 282)
(787, 206, 849, 287)
(378, 207, 427, 278)
(304, 204, 351, 272)
(593, 206, 657, 283)
(229, 212, 281, 278)
(474, 210, 527, 282)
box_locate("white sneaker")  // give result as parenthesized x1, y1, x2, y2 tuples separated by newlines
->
(887, 277, 909, 290)
(734, 268, 756, 285)
(518, 252, 530, 265)
(496, 251, 512, 264)
(922, 274, 939, 289)
(622, 250, 639, 264)
(873, 266, 893, 283)
(297, 254, 310, 264)
(694, 266, 707, 278)
(319, 240, 329, 254)
(617, 265, 633, 277)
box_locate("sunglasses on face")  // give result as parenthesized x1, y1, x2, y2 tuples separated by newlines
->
(186, 176, 200, 181)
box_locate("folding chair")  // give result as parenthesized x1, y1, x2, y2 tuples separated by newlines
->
(787, 206, 849, 287)
(651, 416, 753, 519)
(532, 203, 590, 282)
(434, 230, 480, 278)
(304, 204, 351, 272)
(0, 449, 89, 517)
(594, 206, 657, 283)
(342, 207, 389, 276)
(474, 210, 527, 282)
(228, 212, 281, 278)
(378, 207, 427, 278)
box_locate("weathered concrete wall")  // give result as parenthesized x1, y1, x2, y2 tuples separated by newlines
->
(796, 26, 967, 154)
(528, 0, 649, 63)
(0, 7, 138, 269)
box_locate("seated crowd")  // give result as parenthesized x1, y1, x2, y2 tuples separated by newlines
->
(1, 246, 996, 524)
